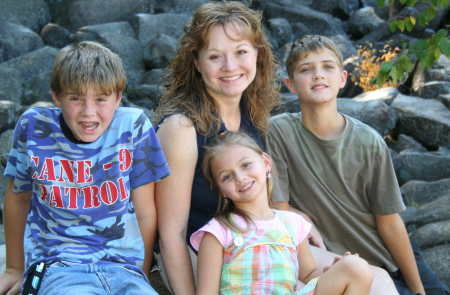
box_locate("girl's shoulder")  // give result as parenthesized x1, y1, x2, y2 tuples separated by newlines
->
(190, 218, 233, 251)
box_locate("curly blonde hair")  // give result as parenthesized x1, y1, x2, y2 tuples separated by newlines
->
(156, 1, 279, 135)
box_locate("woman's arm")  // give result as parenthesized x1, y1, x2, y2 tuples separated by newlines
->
(0, 179, 31, 294)
(196, 233, 223, 295)
(376, 213, 426, 295)
(155, 114, 198, 295)
(132, 182, 157, 274)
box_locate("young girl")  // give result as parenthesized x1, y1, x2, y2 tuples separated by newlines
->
(190, 132, 373, 295)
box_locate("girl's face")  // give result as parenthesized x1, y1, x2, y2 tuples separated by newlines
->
(195, 24, 258, 104)
(211, 144, 271, 206)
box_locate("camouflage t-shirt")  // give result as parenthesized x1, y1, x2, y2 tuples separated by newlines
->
(5, 106, 169, 268)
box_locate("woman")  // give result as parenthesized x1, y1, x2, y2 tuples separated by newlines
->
(154, 2, 279, 294)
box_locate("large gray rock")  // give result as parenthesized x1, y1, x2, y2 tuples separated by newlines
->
(141, 68, 167, 86)
(413, 220, 450, 248)
(2, 47, 59, 106)
(72, 22, 136, 41)
(0, 101, 18, 132)
(0, 67, 23, 104)
(259, 2, 346, 37)
(337, 98, 397, 136)
(311, 0, 360, 18)
(143, 34, 178, 70)
(401, 178, 450, 207)
(422, 244, 450, 288)
(405, 195, 450, 227)
(0, 0, 50, 32)
(416, 81, 450, 101)
(353, 87, 399, 104)
(126, 84, 163, 110)
(388, 134, 427, 154)
(131, 13, 191, 47)
(348, 7, 385, 39)
(46, 0, 151, 31)
(40, 23, 72, 49)
(267, 18, 293, 52)
(0, 22, 44, 63)
(153, 0, 208, 13)
(426, 55, 450, 82)
(393, 151, 450, 185)
(391, 94, 450, 149)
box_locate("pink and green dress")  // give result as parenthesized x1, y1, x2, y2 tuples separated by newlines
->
(191, 210, 319, 294)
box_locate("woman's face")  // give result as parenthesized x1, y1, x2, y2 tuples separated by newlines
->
(195, 24, 258, 103)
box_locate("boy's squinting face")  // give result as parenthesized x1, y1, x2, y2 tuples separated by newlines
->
(211, 145, 271, 205)
(285, 48, 347, 105)
(52, 87, 121, 143)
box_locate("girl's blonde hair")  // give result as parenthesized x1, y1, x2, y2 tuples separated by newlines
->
(51, 41, 126, 96)
(202, 131, 272, 232)
(156, 1, 279, 135)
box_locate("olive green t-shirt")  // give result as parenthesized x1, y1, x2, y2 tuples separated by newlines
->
(267, 112, 405, 272)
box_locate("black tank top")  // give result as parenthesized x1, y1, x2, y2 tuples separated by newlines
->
(158, 107, 266, 248)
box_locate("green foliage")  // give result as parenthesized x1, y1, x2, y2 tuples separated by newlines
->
(373, 0, 450, 86)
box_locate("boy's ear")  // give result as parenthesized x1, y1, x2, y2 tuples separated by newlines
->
(115, 91, 123, 107)
(283, 77, 298, 94)
(51, 91, 62, 107)
(339, 70, 348, 89)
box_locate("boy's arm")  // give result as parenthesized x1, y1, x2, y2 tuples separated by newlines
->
(0, 179, 31, 294)
(376, 213, 426, 295)
(196, 233, 223, 295)
(132, 182, 157, 275)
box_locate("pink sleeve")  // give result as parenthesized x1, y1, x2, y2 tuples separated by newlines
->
(283, 211, 312, 245)
(190, 218, 233, 251)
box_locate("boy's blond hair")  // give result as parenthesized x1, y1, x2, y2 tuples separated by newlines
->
(51, 41, 126, 96)
(286, 35, 343, 78)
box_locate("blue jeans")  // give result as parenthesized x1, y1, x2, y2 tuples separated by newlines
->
(390, 241, 450, 295)
(36, 262, 159, 295)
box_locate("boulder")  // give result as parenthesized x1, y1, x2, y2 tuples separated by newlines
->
(1, 47, 59, 106)
(0, 0, 50, 32)
(46, 0, 151, 31)
(0, 66, 23, 104)
(401, 178, 450, 207)
(412, 220, 450, 248)
(0, 101, 18, 133)
(416, 81, 450, 101)
(310, 0, 360, 19)
(72, 22, 136, 42)
(40, 23, 72, 49)
(405, 195, 450, 227)
(143, 34, 178, 70)
(259, 2, 346, 37)
(347, 7, 385, 39)
(391, 94, 450, 149)
(0, 22, 44, 63)
(153, 0, 208, 13)
(141, 68, 167, 86)
(126, 84, 163, 110)
(388, 134, 427, 154)
(267, 18, 293, 52)
(353, 87, 399, 104)
(393, 151, 450, 185)
(272, 93, 300, 115)
(130, 13, 191, 47)
(337, 98, 397, 136)
(422, 244, 450, 288)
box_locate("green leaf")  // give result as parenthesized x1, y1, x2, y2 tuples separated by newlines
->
(405, 19, 414, 32)
(438, 38, 450, 56)
(380, 61, 394, 75)
(377, 0, 386, 6)
(398, 20, 405, 32)
(389, 21, 398, 32)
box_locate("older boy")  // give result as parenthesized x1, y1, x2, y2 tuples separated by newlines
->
(0, 41, 169, 294)
(268, 35, 449, 295)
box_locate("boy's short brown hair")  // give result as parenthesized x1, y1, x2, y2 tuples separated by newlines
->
(50, 41, 126, 96)
(285, 35, 343, 78)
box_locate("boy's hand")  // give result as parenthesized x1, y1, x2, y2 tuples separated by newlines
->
(0, 268, 23, 295)
(322, 252, 360, 272)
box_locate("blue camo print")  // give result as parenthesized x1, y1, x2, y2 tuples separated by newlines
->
(5, 107, 169, 269)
